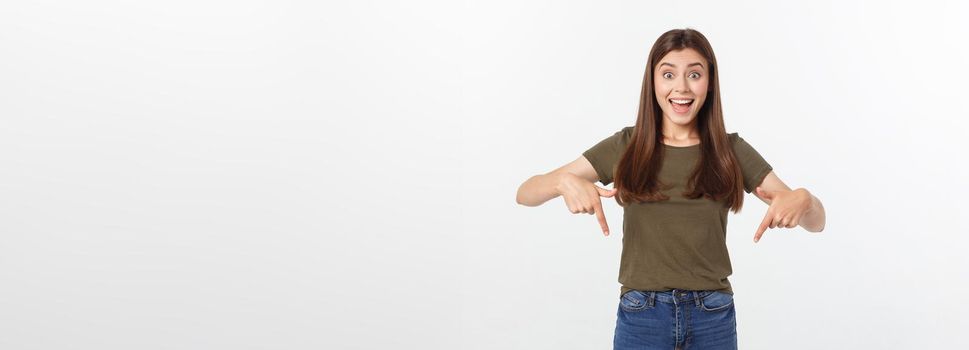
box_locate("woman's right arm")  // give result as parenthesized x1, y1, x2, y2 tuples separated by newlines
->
(516, 155, 597, 206)
(515, 155, 617, 236)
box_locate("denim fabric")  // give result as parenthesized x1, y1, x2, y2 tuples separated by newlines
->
(613, 289, 737, 350)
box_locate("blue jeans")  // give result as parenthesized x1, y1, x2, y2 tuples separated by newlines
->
(613, 289, 737, 350)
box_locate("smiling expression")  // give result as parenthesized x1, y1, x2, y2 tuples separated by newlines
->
(653, 48, 710, 128)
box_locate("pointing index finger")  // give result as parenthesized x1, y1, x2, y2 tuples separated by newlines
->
(594, 200, 610, 236)
(754, 212, 771, 243)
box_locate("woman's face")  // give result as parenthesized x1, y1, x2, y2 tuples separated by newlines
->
(653, 48, 710, 129)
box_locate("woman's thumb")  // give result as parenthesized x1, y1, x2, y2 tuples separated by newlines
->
(598, 187, 618, 198)
(756, 186, 773, 198)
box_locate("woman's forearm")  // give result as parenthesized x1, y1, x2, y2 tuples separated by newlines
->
(798, 189, 826, 232)
(516, 172, 565, 207)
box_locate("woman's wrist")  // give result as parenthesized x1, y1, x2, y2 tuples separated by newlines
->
(553, 172, 573, 195)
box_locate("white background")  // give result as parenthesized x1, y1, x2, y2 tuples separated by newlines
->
(1, 1, 967, 349)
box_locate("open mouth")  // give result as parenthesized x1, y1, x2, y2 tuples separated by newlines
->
(669, 98, 694, 114)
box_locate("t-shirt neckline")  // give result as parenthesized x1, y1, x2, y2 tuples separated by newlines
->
(662, 142, 700, 149)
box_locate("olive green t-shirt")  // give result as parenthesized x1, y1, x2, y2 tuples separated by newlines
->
(582, 126, 773, 297)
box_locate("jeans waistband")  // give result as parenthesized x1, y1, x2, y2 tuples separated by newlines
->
(638, 289, 717, 306)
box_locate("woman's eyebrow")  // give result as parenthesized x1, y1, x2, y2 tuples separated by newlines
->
(659, 62, 705, 68)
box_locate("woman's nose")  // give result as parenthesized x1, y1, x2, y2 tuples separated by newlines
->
(674, 77, 691, 93)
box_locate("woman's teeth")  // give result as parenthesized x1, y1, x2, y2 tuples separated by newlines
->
(670, 98, 693, 114)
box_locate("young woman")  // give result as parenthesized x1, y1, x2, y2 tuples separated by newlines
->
(515, 28, 826, 350)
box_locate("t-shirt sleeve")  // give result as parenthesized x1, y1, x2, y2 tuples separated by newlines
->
(730, 133, 773, 193)
(581, 126, 633, 186)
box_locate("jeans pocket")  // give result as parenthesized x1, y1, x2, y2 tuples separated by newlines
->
(618, 290, 652, 313)
(699, 291, 734, 312)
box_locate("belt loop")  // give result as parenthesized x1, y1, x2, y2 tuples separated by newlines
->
(693, 291, 700, 307)
(648, 291, 655, 307)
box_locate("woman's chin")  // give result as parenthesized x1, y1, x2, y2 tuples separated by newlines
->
(664, 111, 696, 126)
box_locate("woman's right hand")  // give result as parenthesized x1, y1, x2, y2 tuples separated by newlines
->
(554, 172, 618, 236)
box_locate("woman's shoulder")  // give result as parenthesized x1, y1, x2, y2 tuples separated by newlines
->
(609, 125, 635, 143)
(727, 132, 746, 147)
(726, 131, 767, 157)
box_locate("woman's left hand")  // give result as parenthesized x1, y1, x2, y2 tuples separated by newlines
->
(753, 187, 813, 243)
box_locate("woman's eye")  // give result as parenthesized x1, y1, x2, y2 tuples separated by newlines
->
(689, 72, 701, 79)
(663, 72, 673, 79)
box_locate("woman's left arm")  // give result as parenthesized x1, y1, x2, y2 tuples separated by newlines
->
(796, 191, 826, 233)
(751, 171, 826, 243)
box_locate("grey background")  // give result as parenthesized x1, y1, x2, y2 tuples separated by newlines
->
(1, 0, 967, 349)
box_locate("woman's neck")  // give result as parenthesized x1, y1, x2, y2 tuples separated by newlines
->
(661, 121, 700, 144)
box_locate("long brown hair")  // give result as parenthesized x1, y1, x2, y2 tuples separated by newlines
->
(614, 28, 746, 213)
